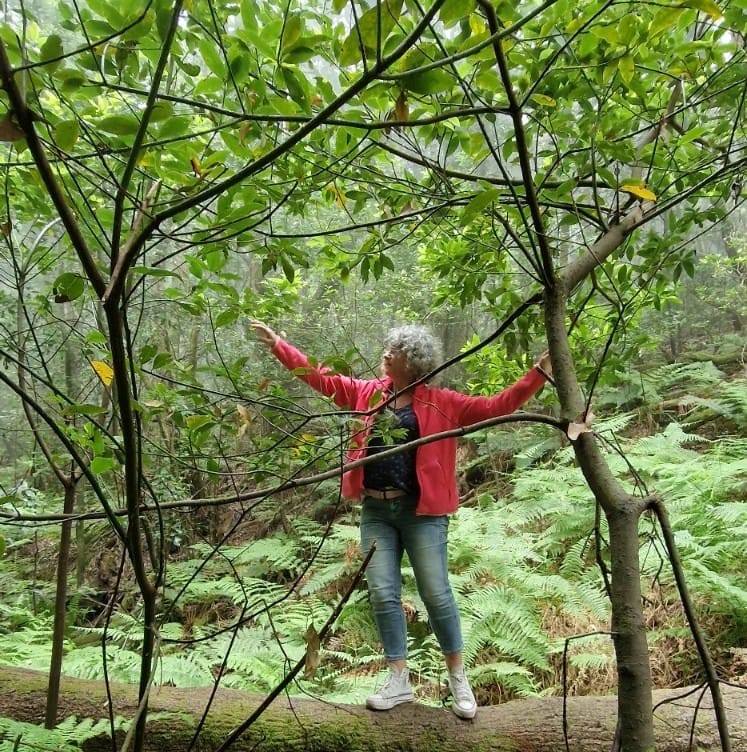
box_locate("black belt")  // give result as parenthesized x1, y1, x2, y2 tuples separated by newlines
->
(363, 488, 408, 500)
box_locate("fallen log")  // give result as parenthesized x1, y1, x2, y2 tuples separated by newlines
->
(0, 667, 745, 751)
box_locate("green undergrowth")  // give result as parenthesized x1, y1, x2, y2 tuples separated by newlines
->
(0, 362, 745, 707)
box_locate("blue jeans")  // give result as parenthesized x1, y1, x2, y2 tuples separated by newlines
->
(360, 494, 464, 661)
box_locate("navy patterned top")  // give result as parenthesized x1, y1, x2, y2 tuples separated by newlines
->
(363, 403, 420, 494)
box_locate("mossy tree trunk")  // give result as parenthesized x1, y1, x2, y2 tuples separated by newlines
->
(2, 668, 745, 752)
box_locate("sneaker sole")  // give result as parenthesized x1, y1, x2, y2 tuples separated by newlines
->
(451, 704, 477, 720)
(366, 693, 414, 711)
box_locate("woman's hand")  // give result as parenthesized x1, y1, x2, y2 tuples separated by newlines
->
(534, 350, 552, 377)
(250, 320, 279, 348)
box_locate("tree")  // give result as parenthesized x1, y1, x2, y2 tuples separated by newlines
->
(0, 0, 744, 750)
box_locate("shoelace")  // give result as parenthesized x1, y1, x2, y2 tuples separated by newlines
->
(380, 671, 403, 693)
(450, 673, 473, 703)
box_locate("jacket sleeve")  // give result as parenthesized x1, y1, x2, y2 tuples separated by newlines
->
(270, 338, 370, 409)
(446, 367, 547, 427)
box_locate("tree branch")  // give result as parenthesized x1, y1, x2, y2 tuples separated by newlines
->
(103, 0, 449, 305)
(0, 41, 106, 297)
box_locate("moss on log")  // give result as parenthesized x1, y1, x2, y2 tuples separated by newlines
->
(1, 667, 745, 751)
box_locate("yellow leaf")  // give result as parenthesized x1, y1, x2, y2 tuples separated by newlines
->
(303, 624, 321, 679)
(680, 0, 722, 20)
(621, 183, 657, 202)
(531, 94, 556, 108)
(332, 183, 346, 209)
(469, 16, 486, 36)
(238, 121, 252, 144)
(394, 91, 408, 122)
(91, 360, 114, 387)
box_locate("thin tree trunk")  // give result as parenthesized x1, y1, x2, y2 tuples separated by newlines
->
(544, 284, 655, 752)
(75, 516, 86, 587)
(607, 507, 654, 751)
(45, 482, 76, 728)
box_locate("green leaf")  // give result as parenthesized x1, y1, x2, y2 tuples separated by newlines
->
(402, 69, 453, 95)
(150, 101, 174, 122)
(281, 13, 302, 51)
(98, 115, 140, 136)
(649, 8, 685, 37)
(53, 272, 85, 303)
(54, 67, 87, 93)
(590, 26, 618, 45)
(132, 265, 181, 279)
(39, 34, 63, 69)
(618, 55, 635, 86)
(678, 125, 708, 145)
(461, 187, 500, 226)
(280, 255, 295, 282)
(283, 45, 316, 64)
(240, 0, 258, 29)
(215, 308, 239, 328)
(440, 0, 476, 26)
(198, 38, 227, 77)
(280, 66, 309, 111)
(139, 344, 157, 362)
(340, 0, 404, 66)
(158, 116, 191, 140)
(154, 0, 172, 40)
(90, 456, 116, 474)
(85, 330, 108, 346)
(86, 0, 123, 24)
(186, 415, 214, 431)
(153, 352, 172, 368)
(54, 119, 79, 151)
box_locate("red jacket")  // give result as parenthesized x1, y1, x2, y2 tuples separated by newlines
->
(271, 338, 547, 515)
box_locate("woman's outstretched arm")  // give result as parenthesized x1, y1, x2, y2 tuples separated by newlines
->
(251, 321, 369, 409)
(446, 351, 552, 427)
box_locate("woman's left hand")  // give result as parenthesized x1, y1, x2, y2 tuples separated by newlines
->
(534, 350, 552, 377)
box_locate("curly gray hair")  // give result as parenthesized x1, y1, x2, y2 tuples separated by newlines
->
(384, 325, 443, 381)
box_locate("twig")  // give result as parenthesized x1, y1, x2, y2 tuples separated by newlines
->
(647, 497, 731, 752)
(213, 545, 376, 752)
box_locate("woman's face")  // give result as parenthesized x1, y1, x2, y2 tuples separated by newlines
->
(381, 345, 411, 383)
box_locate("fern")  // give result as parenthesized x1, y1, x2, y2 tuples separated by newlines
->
(0, 715, 127, 752)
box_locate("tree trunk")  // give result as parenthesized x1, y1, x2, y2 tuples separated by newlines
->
(544, 284, 655, 751)
(44, 482, 76, 728)
(606, 506, 654, 751)
(2, 667, 745, 752)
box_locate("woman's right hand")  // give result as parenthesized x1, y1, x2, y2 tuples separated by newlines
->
(250, 320, 279, 348)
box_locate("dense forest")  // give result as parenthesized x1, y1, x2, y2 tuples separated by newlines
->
(0, 0, 745, 750)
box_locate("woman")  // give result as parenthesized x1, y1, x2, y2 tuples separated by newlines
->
(251, 321, 551, 719)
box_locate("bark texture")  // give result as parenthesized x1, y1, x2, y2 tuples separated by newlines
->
(1, 667, 745, 752)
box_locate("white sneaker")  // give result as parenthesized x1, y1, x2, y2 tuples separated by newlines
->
(448, 668, 477, 719)
(366, 667, 414, 710)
